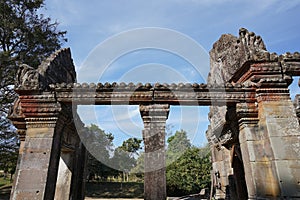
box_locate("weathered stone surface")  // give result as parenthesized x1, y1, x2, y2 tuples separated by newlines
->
(276, 160, 300, 196)
(211, 146, 232, 199)
(10, 126, 60, 200)
(140, 104, 169, 200)
(294, 94, 300, 123)
(54, 151, 74, 200)
(207, 28, 267, 151)
(208, 28, 268, 86)
(15, 48, 76, 91)
(207, 28, 300, 199)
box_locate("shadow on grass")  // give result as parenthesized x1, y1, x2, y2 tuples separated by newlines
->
(0, 181, 144, 199)
(85, 182, 144, 199)
(0, 185, 11, 200)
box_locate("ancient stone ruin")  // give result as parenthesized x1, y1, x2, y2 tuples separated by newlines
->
(9, 28, 300, 199)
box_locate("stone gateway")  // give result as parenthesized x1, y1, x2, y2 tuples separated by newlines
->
(9, 29, 300, 199)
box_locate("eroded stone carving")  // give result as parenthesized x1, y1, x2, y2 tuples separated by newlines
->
(15, 48, 76, 91)
(208, 28, 271, 86)
(15, 64, 40, 90)
(207, 28, 271, 147)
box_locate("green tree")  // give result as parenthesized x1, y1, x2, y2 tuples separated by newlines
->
(166, 129, 191, 166)
(166, 145, 211, 196)
(86, 124, 115, 181)
(112, 138, 142, 182)
(0, 0, 66, 177)
(130, 152, 144, 181)
(0, 125, 18, 181)
(119, 138, 142, 156)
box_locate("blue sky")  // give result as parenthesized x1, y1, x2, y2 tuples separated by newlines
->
(43, 0, 300, 147)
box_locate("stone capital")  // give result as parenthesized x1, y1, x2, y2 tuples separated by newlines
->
(139, 104, 170, 118)
(139, 104, 170, 129)
(236, 103, 259, 130)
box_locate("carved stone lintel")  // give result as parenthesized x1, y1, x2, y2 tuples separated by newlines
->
(18, 93, 62, 119)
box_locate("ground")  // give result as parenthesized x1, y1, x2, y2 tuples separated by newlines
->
(0, 180, 207, 200)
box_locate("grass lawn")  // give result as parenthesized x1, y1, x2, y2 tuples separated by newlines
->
(0, 177, 11, 189)
(85, 182, 144, 199)
(0, 180, 144, 199)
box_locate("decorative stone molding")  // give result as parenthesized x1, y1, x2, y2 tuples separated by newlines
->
(236, 103, 259, 130)
(256, 88, 291, 103)
(50, 81, 257, 91)
(25, 117, 59, 128)
(139, 104, 170, 114)
(49, 81, 257, 106)
(15, 64, 40, 90)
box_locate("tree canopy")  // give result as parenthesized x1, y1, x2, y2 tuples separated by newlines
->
(0, 0, 67, 70)
(166, 145, 211, 196)
(85, 124, 143, 182)
(165, 130, 211, 196)
(166, 129, 191, 166)
(0, 0, 67, 175)
(86, 124, 114, 181)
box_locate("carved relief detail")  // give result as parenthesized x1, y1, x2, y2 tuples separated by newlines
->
(15, 48, 76, 91)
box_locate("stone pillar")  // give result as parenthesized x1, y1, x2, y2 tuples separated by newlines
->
(54, 148, 74, 200)
(238, 88, 300, 199)
(70, 141, 87, 200)
(54, 120, 87, 200)
(8, 99, 27, 199)
(10, 95, 63, 200)
(256, 87, 300, 198)
(139, 104, 170, 200)
(210, 145, 232, 199)
(11, 117, 62, 200)
(236, 102, 259, 199)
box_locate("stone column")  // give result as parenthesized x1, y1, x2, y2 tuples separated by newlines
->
(236, 102, 259, 199)
(256, 87, 300, 198)
(10, 94, 63, 200)
(54, 148, 74, 200)
(139, 104, 170, 200)
(210, 145, 232, 199)
(238, 88, 300, 199)
(70, 141, 87, 200)
(8, 99, 27, 199)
